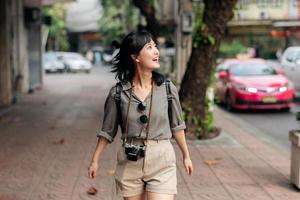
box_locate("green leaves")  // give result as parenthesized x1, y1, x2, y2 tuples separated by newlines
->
(296, 112, 300, 124)
(219, 40, 248, 58)
(43, 4, 69, 51)
(99, 0, 139, 45)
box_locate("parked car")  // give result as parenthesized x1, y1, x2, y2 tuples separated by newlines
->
(102, 49, 115, 65)
(215, 58, 295, 111)
(281, 46, 300, 96)
(43, 52, 65, 73)
(56, 52, 92, 73)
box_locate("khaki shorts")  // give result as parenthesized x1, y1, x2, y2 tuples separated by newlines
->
(115, 139, 177, 197)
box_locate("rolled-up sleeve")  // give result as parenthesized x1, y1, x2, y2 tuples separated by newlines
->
(96, 86, 118, 143)
(169, 82, 186, 134)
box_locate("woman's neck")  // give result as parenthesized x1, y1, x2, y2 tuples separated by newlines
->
(133, 69, 152, 89)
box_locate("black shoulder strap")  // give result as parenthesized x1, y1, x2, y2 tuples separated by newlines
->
(165, 79, 173, 127)
(115, 82, 124, 133)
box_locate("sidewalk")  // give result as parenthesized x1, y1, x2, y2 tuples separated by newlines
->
(0, 67, 299, 200)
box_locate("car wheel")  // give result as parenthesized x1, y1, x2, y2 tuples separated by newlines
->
(85, 70, 91, 74)
(281, 107, 291, 112)
(226, 93, 235, 112)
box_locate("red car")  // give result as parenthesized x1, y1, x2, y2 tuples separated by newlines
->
(214, 58, 295, 111)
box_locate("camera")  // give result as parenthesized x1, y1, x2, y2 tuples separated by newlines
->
(124, 143, 145, 161)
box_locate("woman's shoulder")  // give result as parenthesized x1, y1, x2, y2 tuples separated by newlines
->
(107, 84, 119, 98)
(163, 79, 177, 90)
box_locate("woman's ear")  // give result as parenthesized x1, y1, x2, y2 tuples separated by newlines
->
(131, 54, 140, 63)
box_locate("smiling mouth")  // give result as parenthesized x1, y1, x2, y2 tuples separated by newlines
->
(153, 58, 159, 62)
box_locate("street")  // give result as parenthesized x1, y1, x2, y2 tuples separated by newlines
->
(218, 102, 300, 155)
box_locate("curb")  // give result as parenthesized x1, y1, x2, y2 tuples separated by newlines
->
(215, 106, 290, 157)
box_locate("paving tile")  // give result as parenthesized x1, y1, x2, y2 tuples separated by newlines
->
(224, 184, 273, 200)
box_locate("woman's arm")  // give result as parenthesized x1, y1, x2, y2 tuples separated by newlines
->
(173, 130, 193, 175)
(88, 137, 109, 179)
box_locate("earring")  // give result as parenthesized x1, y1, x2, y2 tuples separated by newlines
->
(135, 59, 140, 62)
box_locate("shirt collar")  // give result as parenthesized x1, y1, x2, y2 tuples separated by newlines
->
(120, 81, 133, 91)
(120, 80, 161, 91)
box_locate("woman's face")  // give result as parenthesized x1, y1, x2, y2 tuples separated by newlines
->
(135, 39, 160, 71)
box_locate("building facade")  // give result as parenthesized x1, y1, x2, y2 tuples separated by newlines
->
(228, 0, 300, 47)
(0, 0, 73, 107)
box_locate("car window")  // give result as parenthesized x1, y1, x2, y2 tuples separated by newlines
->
(295, 51, 300, 61)
(286, 50, 297, 62)
(44, 53, 57, 61)
(61, 53, 84, 60)
(230, 63, 277, 76)
(216, 64, 225, 72)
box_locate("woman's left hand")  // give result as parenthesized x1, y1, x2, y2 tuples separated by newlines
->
(183, 157, 193, 175)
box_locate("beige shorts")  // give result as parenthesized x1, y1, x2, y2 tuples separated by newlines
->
(115, 139, 177, 197)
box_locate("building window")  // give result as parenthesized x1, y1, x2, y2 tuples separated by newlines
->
(257, 0, 283, 8)
(272, 0, 283, 8)
(257, 0, 267, 8)
(293, 0, 300, 8)
(236, 0, 252, 10)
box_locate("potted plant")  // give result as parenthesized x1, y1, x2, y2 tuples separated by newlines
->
(290, 111, 300, 189)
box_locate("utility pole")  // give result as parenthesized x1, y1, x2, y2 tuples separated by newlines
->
(0, 0, 12, 106)
(175, 0, 193, 86)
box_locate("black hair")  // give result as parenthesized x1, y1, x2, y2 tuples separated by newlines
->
(111, 30, 165, 86)
(111, 40, 120, 49)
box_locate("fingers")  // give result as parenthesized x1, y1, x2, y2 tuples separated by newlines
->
(185, 165, 193, 175)
(91, 171, 96, 179)
(188, 165, 193, 175)
(88, 170, 96, 179)
(184, 159, 193, 175)
(88, 168, 96, 179)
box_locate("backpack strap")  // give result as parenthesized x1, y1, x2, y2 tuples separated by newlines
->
(165, 79, 173, 127)
(115, 82, 125, 133)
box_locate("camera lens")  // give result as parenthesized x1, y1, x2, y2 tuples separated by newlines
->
(138, 102, 146, 111)
(139, 115, 148, 124)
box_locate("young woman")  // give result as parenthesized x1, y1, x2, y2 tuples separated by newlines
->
(88, 30, 193, 200)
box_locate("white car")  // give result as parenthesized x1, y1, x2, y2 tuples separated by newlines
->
(43, 52, 65, 73)
(281, 46, 300, 96)
(56, 52, 92, 73)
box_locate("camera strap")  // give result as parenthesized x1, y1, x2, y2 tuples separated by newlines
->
(116, 79, 173, 137)
(115, 82, 125, 133)
(123, 84, 133, 144)
(123, 80, 154, 145)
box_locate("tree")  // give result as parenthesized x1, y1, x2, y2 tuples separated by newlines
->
(179, 0, 237, 138)
(132, 0, 160, 39)
(43, 4, 69, 51)
(99, 0, 139, 45)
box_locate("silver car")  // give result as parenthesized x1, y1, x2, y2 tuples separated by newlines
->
(281, 46, 300, 97)
(43, 52, 65, 73)
(56, 52, 92, 73)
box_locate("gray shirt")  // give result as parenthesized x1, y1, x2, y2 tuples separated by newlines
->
(97, 81, 186, 143)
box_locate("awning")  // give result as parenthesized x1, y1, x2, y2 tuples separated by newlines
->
(42, 0, 75, 6)
(227, 20, 272, 27)
(273, 20, 300, 27)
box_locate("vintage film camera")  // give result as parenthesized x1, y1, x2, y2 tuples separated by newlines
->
(124, 143, 145, 161)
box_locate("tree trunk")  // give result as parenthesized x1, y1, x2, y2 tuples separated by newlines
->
(179, 0, 237, 137)
(132, 0, 160, 38)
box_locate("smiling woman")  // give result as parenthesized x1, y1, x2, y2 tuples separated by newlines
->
(88, 30, 193, 200)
